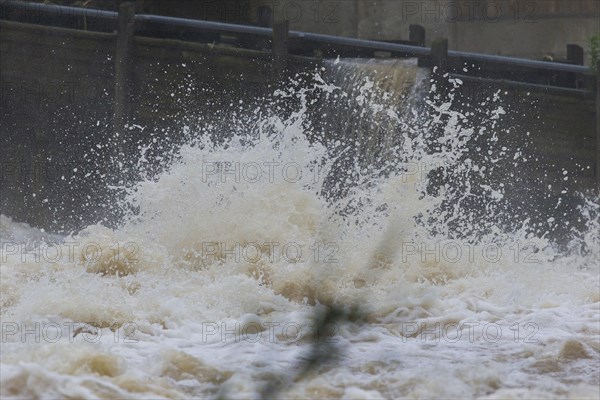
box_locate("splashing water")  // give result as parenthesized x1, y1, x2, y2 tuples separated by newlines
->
(1, 62, 599, 399)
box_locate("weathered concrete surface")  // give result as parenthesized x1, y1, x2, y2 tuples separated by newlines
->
(455, 82, 597, 205)
(255, 0, 599, 63)
(448, 16, 599, 63)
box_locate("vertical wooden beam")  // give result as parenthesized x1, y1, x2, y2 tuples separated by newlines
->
(413, 25, 426, 66)
(430, 38, 449, 97)
(252, 6, 273, 51)
(566, 44, 584, 65)
(431, 38, 448, 71)
(271, 20, 289, 83)
(409, 24, 425, 47)
(596, 64, 600, 189)
(566, 44, 584, 88)
(113, 1, 135, 157)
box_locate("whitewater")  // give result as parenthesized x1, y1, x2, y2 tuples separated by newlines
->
(1, 60, 599, 399)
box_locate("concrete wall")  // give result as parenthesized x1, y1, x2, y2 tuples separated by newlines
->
(455, 80, 597, 191)
(448, 14, 599, 63)
(452, 81, 597, 240)
(254, 0, 599, 63)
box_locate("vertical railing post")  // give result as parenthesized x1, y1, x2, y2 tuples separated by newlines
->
(596, 63, 600, 192)
(409, 24, 425, 47)
(566, 44, 584, 65)
(566, 44, 584, 89)
(272, 20, 289, 83)
(431, 37, 448, 71)
(430, 37, 449, 96)
(113, 1, 135, 159)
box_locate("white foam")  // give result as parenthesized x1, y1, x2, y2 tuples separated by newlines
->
(1, 67, 598, 399)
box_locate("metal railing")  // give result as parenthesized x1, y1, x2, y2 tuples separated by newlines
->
(1, 0, 593, 76)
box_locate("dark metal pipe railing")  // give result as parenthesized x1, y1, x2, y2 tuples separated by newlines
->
(135, 14, 272, 37)
(134, 14, 431, 56)
(0, 0, 593, 75)
(449, 73, 594, 98)
(448, 50, 590, 74)
(287, 30, 430, 55)
(1, 0, 118, 23)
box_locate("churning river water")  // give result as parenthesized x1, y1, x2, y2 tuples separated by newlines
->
(1, 59, 599, 399)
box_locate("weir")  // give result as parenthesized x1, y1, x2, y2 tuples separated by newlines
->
(0, 1, 598, 236)
(1, 3, 600, 398)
